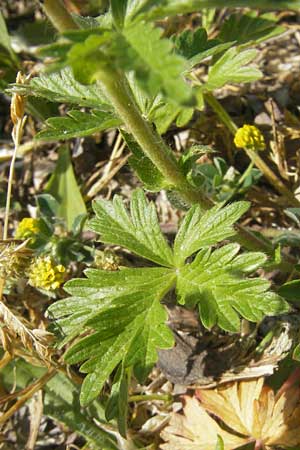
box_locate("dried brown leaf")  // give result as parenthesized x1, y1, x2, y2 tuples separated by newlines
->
(160, 379, 300, 450)
(0, 301, 55, 364)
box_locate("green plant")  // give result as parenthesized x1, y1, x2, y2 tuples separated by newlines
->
(2, 1, 300, 449)
(49, 189, 289, 407)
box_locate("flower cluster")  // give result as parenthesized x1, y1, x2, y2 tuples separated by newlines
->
(15, 217, 41, 240)
(234, 124, 265, 151)
(28, 256, 65, 291)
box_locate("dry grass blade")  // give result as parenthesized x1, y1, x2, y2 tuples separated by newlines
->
(86, 132, 128, 199)
(0, 369, 56, 425)
(26, 390, 44, 450)
(0, 301, 55, 365)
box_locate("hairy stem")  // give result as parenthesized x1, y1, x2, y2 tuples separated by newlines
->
(41, 0, 79, 32)
(205, 93, 300, 207)
(97, 68, 212, 208)
(41, 1, 296, 270)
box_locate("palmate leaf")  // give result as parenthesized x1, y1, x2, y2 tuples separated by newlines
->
(35, 109, 121, 141)
(50, 190, 288, 405)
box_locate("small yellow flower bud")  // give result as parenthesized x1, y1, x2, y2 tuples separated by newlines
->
(234, 125, 265, 151)
(10, 72, 26, 125)
(15, 218, 41, 240)
(28, 256, 65, 291)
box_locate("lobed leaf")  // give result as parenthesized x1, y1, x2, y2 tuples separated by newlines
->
(89, 189, 174, 267)
(64, 290, 174, 405)
(218, 12, 285, 45)
(114, 21, 193, 105)
(49, 190, 288, 405)
(48, 266, 175, 344)
(174, 201, 250, 266)
(35, 109, 121, 141)
(176, 244, 289, 332)
(27, 68, 112, 109)
(174, 27, 233, 70)
(205, 47, 262, 91)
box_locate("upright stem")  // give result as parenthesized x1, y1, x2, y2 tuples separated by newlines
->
(97, 68, 212, 208)
(205, 93, 300, 207)
(41, 0, 79, 32)
(40, 1, 296, 270)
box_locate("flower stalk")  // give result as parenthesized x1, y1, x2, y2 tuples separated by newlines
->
(204, 92, 300, 207)
(3, 72, 27, 240)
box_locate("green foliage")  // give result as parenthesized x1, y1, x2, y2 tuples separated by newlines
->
(52, 269, 175, 405)
(19, 68, 112, 109)
(105, 366, 129, 437)
(173, 27, 232, 70)
(122, 132, 167, 191)
(278, 280, 300, 303)
(113, 21, 194, 105)
(218, 12, 285, 45)
(173, 201, 250, 266)
(204, 47, 262, 91)
(293, 344, 300, 361)
(180, 151, 262, 202)
(128, 72, 193, 133)
(215, 435, 225, 450)
(131, 0, 300, 21)
(45, 145, 87, 230)
(0, 12, 17, 61)
(111, 0, 127, 29)
(35, 109, 121, 141)
(176, 244, 286, 331)
(89, 189, 174, 266)
(68, 33, 112, 84)
(17, 6, 278, 138)
(49, 190, 288, 404)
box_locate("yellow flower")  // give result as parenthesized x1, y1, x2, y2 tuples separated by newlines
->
(28, 256, 65, 291)
(15, 218, 41, 240)
(234, 124, 265, 151)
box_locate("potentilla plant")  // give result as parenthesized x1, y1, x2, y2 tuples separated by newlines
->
(4, 0, 300, 445)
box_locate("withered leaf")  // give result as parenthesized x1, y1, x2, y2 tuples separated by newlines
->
(160, 379, 300, 450)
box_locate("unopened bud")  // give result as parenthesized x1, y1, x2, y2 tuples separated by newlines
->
(10, 72, 26, 125)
